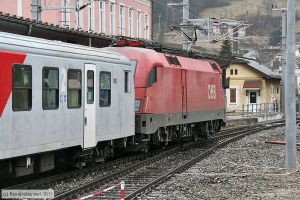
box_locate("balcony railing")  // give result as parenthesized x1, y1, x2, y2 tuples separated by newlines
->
(242, 102, 281, 117)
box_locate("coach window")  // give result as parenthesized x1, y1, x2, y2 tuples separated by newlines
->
(87, 70, 94, 104)
(43, 67, 59, 109)
(67, 69, 82, 108)
(12, 64, 32, 111)
(100, 72, 111, 107)
(147, 67, 157, 87)
(124, 71, 130, 93)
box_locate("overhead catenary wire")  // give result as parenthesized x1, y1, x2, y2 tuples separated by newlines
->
(75, 0, 152, 15)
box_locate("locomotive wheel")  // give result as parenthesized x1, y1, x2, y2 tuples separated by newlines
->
(201, 122, 211, 139)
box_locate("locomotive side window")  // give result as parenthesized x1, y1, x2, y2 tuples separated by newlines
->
(147, 67, 157, 87)
(87, 70, 94, 104)
(12, 64, 32, 111)
(100, 72, 111, 107)
(67, 69, 82, 108)
(43, 67, 59, 109)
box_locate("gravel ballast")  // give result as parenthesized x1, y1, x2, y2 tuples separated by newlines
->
(141, 126, 300, 200)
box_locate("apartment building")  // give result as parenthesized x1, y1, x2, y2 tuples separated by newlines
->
(0, 0, 152, 39)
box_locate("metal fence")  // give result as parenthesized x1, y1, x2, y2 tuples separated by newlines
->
(242, 102, 281, 117)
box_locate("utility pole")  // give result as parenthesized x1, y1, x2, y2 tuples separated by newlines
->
(182, 0, 189, 50)
(158, 13, 162, 43)
(281, 8, 287, 113)
(207, 17, 211, 43)
(285, 0, 297, 172)
(273, 7, 287, 113)
(167, 0, 190, 50)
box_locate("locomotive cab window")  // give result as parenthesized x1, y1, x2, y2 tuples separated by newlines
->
(147, 67, 157, 87)
(100, 72, 111, 107)
(67, 69, 82, 108)
(12, 64, 32, 111)
(43, 67, 59, 109)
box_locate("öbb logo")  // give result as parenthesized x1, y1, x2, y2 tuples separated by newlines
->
(208, 84, 216, 100)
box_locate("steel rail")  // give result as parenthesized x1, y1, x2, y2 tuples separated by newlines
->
(4, 148, 165, 190)
(125, 122, 288, 199)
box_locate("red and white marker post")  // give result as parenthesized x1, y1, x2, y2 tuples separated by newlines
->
(74, 181, 125, 200)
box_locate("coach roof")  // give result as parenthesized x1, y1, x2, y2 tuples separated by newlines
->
(0, 31, 130, 65)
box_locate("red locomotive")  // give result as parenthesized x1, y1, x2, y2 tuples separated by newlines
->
(107, 43, 226, 146)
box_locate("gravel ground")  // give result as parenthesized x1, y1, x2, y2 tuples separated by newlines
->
(140, 126, 300, 200)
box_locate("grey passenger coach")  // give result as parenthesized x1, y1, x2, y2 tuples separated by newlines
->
(0, 32, 134, 177)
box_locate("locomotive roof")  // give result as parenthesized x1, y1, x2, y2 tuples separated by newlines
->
(105, 47, 222, 88)
(0, 31, 130, 65)
(105, 46, 221, 72)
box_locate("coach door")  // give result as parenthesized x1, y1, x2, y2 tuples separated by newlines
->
(181, 69, 188, 119)
(84, 64, 96, 148)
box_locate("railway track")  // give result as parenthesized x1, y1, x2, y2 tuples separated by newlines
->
(3, 148, 173, 191)
(54, 121, 285, 200)
(3, 120, 286, 200)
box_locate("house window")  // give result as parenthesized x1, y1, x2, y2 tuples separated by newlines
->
(145, 14, 149, 39)
(100, 72, 111, 107)
(230, 69, 233, 75)
(62, 0, 70, 27)
(119, 5, 125, 35)
(110, 3, 115, 35)
(43, 67, 59, 110)
(67, 69, 82, 108)
(99, 0, 105, 33)
(277, 87, 279, 94)
(76, 0, 83, 29)
(12, 64, 32, 111)
(17, 0, 22, 17)
(235, 69, 238, 75)
(88, 0, 95, 31)
(137, 11, 141, 38)
(230, 89, 236, 103)
(128, 8, 133, 37)
(270, 84, 274, 95)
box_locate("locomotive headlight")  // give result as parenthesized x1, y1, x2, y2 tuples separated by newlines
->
(135, 100, 141, 112)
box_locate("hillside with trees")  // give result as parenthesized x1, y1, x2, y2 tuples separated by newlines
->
(152, 0, 300, 44)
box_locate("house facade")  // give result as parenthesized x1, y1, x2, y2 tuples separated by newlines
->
(226, 59, 281, 113)
(0, 0, 151, 39)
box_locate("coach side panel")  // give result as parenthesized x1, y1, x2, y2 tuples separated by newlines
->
(0, 54, 83, 160)
(95, 63, 135, 142)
